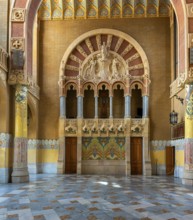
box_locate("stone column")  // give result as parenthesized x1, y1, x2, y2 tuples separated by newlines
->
(77, 96, 83, 118)
(95, 96, 98, 118)
(125, 136, 131, 176)
(143, 96, 149, 118)
(109, 96, 113, 118)
(12, 85, 29, 183)
(60, 96, 66, 118)
(124, 95, 131, 118)
(77, 137, 82, 174)
(182, 84, 193, 185)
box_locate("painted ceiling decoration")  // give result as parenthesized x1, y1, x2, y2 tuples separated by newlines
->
(38, 0, 171, 20)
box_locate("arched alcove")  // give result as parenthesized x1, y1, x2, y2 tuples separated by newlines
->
(98, 85, 109, 118)
(83, 85, 94, 119)
(66, 85, 77, 119)
(113, 84, 124, 118)
(131, 84, 142, 118)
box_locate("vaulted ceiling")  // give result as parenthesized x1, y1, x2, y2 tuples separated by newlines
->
(38, 0, 171, 20)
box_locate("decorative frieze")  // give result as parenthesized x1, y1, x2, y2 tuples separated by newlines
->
(151, 139, 185, 151)
(11, 38, 25, 51)
(11, 8, 25, 22)
(63, 118, 149, 138)
(0, 133, 12, 148)
(28, 139, 59, 149)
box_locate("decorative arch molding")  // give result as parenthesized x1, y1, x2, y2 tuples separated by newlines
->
(170, 0, 188, 86)
(59, 29, 151, 96)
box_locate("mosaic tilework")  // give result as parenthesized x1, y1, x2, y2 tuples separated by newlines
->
(82, 137, 125, 160)
(27, 139, 59, 149)
(0, 133, 12, 148)
(39, 0, 171, 20)
(0, 174, 193, 219)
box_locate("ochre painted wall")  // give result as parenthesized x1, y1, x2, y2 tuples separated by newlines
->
(39, 18, 171, 140)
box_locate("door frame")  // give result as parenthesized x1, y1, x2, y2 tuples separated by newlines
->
(65, 137, 78, 174)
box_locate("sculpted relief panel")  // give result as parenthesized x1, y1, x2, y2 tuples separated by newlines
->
(59, 30, 150, 97)
(80, 43, 128, 82)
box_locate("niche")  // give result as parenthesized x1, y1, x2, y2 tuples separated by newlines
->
(99, 85, 109, 118)
(66, 85, 77, 118)
(113, 84, 124, 118)
(83, 85, 94, 118)
(131, 84, 142, 118)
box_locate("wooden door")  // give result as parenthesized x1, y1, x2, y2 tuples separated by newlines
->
(130, 137, 143, 175)
(65, 137, 77, 174)
(166, 146, 175, 175)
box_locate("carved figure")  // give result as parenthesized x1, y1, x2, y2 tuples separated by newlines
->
(111, 57, 120, 79)
(100, 42, 109, 61)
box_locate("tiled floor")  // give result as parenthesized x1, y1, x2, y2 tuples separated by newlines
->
(0, 175, 193, 220)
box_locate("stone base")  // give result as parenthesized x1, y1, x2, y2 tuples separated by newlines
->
(182, 170, 193, 186)
(182, 178, 193, 186)
(82, 160, 125, 175)
(12, 167, 29, 183)
(0, 168, 12, 183)
(12, 175, 29, 183)
(144, 161, 152, 176)
(57, 162, 65, 174)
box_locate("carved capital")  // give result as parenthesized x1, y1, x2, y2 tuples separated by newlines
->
(187, 4, 193, 18)
(8, 70, 28, 85)
(11, 8, 25, 22)
(11, 38, 25, 51)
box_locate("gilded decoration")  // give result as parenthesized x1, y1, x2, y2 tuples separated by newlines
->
(11, 8, 25, 22)
(39, 0, 171, 20)
(82, 137, 125, 160)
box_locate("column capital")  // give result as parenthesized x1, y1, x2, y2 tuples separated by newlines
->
(8, 70, 29, 86)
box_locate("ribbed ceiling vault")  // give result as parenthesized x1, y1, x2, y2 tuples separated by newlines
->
(38, 0, 171, 20)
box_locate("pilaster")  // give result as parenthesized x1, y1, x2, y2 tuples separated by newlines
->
(12, 85, 29, 183)
(182, 84, 193, 185)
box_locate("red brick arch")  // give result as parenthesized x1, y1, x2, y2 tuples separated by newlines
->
(10, 0, 189, 84)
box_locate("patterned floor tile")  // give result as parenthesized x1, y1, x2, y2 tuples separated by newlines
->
(0, 175, 193, 219)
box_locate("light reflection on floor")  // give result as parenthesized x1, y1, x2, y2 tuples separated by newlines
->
(0, 174, 193, 220)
